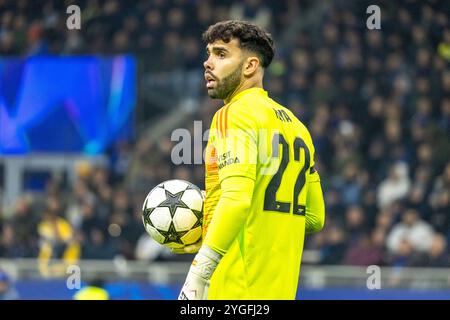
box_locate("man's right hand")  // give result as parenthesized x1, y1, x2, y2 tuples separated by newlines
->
(171, 238, 202, 254)
(172, 190, 205, 254)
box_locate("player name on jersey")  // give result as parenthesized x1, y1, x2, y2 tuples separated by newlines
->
(273, 108, 292, 122)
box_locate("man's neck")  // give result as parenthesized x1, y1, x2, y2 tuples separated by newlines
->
(223, 78, 263, 104)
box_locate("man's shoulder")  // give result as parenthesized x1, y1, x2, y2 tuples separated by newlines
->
(217, 97, 260, 123)
(228, 92, 278, 121)
(213, 90, 305, 128)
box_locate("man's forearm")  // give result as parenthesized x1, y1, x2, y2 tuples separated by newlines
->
(305, 173, 325, 234)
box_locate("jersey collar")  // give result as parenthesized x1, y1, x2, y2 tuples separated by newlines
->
(227, 87, 268, 105)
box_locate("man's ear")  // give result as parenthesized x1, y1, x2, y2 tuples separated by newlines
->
(243, 56, 261, 77)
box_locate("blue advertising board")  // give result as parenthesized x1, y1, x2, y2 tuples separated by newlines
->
(0, 55, 136, 155)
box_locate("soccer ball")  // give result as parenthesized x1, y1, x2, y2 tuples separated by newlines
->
(142, 179, 204, 249)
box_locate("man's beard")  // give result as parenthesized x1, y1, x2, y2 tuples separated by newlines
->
(207, 62, 243, 99)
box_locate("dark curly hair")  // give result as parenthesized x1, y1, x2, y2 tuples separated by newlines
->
(202, 20, 275, 68)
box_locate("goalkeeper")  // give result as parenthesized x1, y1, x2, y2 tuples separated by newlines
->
(175, 20, 326, 300)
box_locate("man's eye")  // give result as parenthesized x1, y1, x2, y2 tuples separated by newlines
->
(218, 52, 225, 58)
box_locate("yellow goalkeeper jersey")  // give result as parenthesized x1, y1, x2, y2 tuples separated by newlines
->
(203, 87, 319, 299)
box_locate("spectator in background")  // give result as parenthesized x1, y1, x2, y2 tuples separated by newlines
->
(344, 205, 367, 244)
(79, 199, 104, 241)
(0, 224, 18, 258)
(360, 188, 378, 228)
(386, 208, 434, 255)
(411, 233, 450, 267)
(37, 197, 80, 277)
(320, 225, 348, 265)
(377, 162, 411, 209)
(135, 233, 174, 262)
(332, 162, 363, 207)
(81, 228, 116, 260)
(343, 228, 386, 266)
(387, 238, 419, 268)
(8, 196, 39, 257)
(95, 183, 113, 223)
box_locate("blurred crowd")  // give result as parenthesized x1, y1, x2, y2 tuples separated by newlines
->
(0, 0, 449, 270)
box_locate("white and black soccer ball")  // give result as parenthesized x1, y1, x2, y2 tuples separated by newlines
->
(142, 179, 204, 249)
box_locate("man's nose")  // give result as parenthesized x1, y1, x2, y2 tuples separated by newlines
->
(203, 57, 212, 70)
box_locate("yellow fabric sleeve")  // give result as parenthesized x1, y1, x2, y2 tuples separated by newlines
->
(305, 171, 325, 234)
(204, 175, 255, 256)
